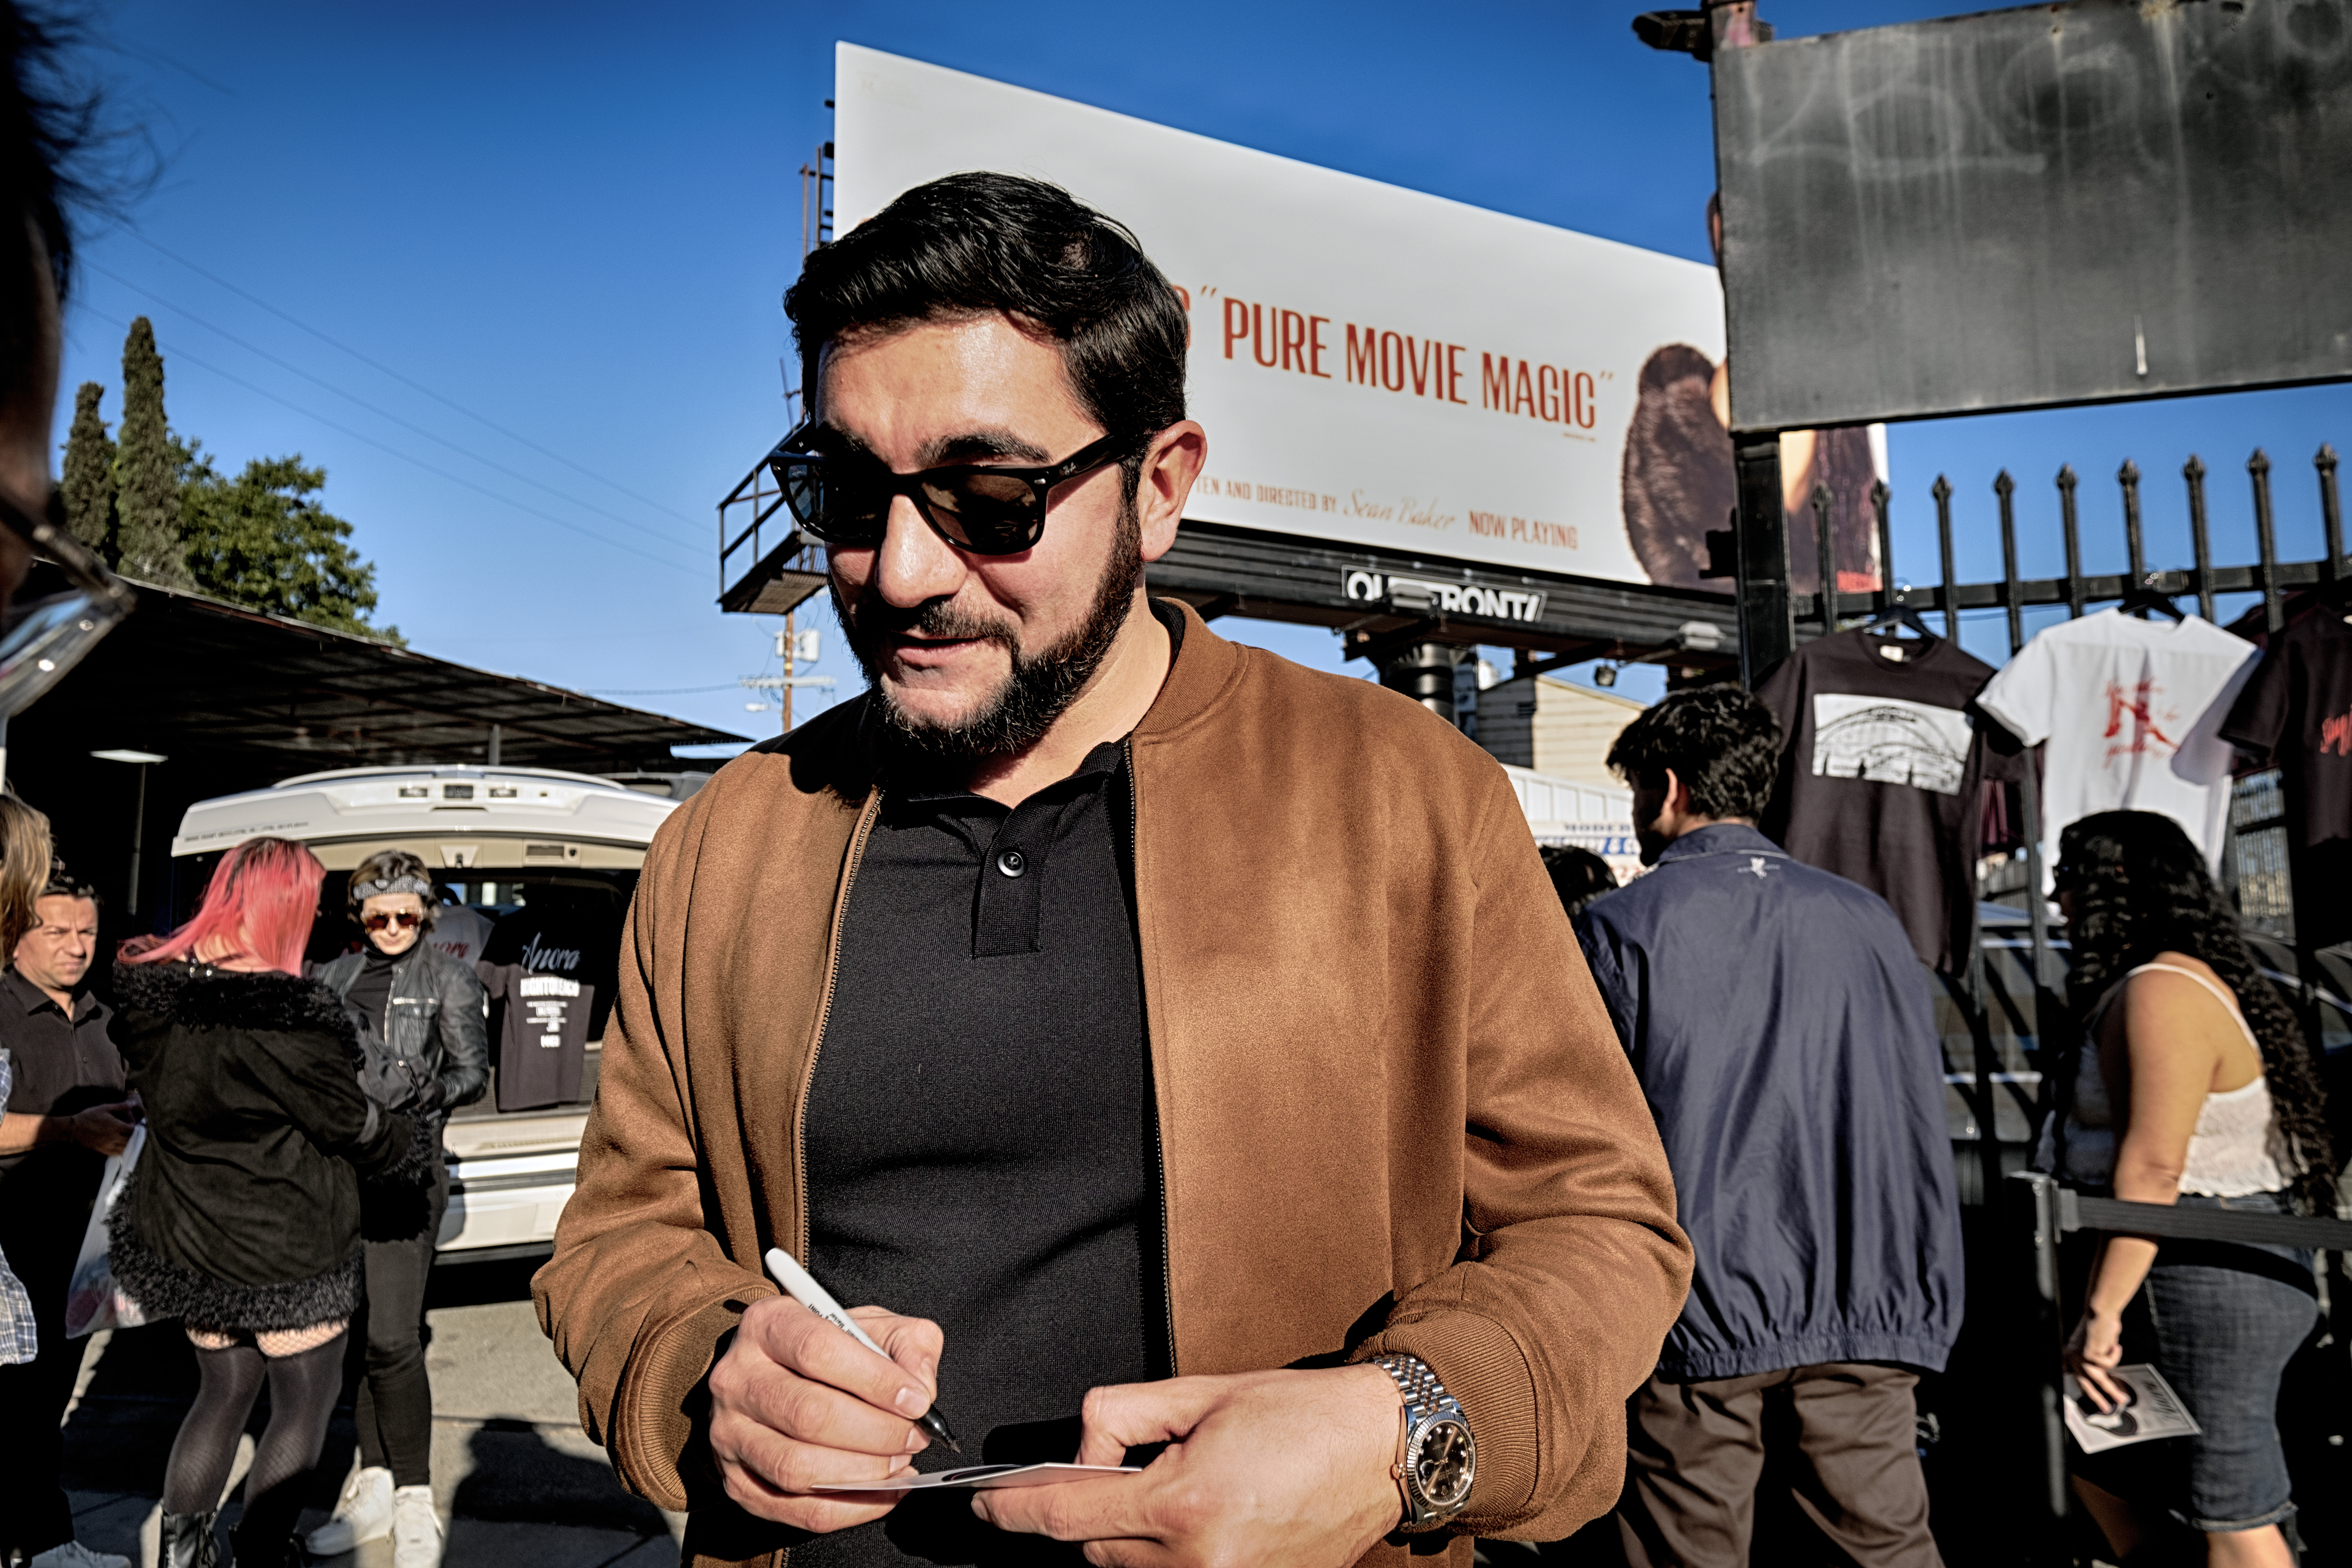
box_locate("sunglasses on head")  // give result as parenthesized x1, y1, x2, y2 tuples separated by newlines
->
(766, 423, 1145, 556)
(363, 910, 423, 932)
(0, 489, 134, 718)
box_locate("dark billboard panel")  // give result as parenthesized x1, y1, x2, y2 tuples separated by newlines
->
(1716, 0, 2352, 431)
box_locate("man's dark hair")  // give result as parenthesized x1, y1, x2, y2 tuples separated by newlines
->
(37, 872, 94, 904)
(784, 173, 1187, 457)
(0, 4, 99, 377)
(1539, 845, 1617, 920)
(1605, 684, 1781, 822)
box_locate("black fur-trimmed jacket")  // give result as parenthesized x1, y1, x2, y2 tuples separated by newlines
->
(109, 960, 429, 1331)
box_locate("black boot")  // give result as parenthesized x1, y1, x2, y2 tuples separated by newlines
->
(159, 1510, 221, 1568)
(229, 1520, 303, 1568)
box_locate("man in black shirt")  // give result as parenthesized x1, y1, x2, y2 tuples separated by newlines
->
(538, 172, 1689, 1568)
(0, 880, 135, 1567)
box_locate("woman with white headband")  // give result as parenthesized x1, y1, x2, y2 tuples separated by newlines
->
(310, 850, 487, 1568)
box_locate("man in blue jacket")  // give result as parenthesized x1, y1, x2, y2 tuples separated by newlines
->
(1575, 685, 1962, 1568)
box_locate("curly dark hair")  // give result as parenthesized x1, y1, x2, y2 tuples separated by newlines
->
(1604, 683, 1781, 822)
(0, 4, 108, 360)
(784, 172, 1187, 473)
(2058, 809, 2337, 1214)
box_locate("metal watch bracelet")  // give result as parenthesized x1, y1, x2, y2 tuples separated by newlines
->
(1370, 1353, 1477, 1532)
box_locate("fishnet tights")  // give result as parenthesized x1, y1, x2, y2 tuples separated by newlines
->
(186, 1318, 349, 1356)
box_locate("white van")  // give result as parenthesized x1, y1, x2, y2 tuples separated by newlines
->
(169, 765, 695, 1262)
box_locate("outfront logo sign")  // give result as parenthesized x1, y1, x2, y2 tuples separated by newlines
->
(1340, 570, 1546, 625)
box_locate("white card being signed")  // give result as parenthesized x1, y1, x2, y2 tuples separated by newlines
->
(812, 1463, 1141, 1493)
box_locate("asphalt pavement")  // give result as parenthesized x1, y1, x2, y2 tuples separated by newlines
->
(56, 1257, 685, 1567)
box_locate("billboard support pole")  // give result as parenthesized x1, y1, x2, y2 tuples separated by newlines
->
(1378, 642, 1468, 726)
(1732, 431, 1791, 686)
(1708, 2, 1787, 690)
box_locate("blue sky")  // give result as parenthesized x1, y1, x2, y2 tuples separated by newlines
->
(54, 0, 2352, 747)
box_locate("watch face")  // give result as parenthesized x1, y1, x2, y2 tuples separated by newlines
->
(1413, 1418, 1475, 1510)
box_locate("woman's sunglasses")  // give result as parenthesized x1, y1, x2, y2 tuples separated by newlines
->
(0, 489, 134, 717)
(362, 910, 423, 932)
(766, 424, 1143, 556)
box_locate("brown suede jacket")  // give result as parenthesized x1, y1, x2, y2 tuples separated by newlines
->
(534, 604, 1691, 1567)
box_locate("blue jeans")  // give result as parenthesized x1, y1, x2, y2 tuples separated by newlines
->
(2076, 1190, 2319, 1534)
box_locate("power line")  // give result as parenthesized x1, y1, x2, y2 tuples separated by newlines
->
(109, 226, 710, 530)
(84, 259, 702, 553)
(583, 682, 747, 696)
(71, 303, 701, 578)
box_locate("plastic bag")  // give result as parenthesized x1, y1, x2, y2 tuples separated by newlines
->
(64, 1123, 149, 1338)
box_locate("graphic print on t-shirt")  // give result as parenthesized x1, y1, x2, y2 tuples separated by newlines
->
(2325, 703, 2351, 757)
(1810, 693, 1972, 795)
(2103, 679, 2182, 762)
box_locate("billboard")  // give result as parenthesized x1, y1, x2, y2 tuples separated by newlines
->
(834, 44, 1874, 595)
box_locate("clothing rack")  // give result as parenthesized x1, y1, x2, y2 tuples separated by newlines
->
(1792, 443, 2351, 1216)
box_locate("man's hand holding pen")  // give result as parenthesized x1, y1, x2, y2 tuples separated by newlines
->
(706, 1294, 944, 1531)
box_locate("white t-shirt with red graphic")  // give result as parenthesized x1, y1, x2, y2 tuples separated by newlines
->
(1976, 609, 2260, 885)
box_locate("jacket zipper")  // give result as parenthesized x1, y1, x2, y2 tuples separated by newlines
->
(1126, 737, 1178, 1378)
(794, 790, 883, 1265)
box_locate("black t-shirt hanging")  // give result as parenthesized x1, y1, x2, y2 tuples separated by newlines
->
(2220, 588, 2352, 949)
(478, 963, 592, 1112)
(480, 897, 622, 1041)
(1758, 629, 2020, 973)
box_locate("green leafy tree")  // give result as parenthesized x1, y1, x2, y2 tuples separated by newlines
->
(113, 316, 194, 587)
(179, 444, 403, 643)
(60, 381, 116, 563)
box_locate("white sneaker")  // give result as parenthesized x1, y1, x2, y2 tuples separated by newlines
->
(28, 1544, 132, 1568)
(390, 1486, 443, 1568)
(305, 1464, 395, 1554)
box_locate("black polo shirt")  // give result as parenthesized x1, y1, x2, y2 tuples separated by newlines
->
(797, 736, 1165, 1567)
(0, 966, 125, 1199)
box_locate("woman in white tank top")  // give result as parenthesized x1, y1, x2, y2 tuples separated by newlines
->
(2042, 811, 2335, 1568)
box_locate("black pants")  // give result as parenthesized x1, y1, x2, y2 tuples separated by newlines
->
(351, 1153, 448, 1487)
(0, 1157, 104, 1556)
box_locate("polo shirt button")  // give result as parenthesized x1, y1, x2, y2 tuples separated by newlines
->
(996, 849, 1027, 878)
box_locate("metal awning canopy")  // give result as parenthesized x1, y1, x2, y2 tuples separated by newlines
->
(11, 575, 743, 776)
(3, 575, 746, 930)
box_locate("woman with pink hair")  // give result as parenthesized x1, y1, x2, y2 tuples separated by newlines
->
(109, 837, 428, 1568)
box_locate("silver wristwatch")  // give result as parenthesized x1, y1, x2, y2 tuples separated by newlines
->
(1370, 1353, 1476, 1532)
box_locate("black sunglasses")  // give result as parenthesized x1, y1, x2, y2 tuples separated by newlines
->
(766, 424, 1143, 556)
(0, 489, 134, 717)
(362, 909, 423, 932)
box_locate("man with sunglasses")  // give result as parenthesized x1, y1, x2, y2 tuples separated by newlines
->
(537, 172, 1689, 1568)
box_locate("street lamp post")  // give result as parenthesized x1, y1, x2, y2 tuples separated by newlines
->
(91, 748, 167, 915)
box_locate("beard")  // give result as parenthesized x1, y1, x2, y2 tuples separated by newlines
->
(833, 496, 1143, 778)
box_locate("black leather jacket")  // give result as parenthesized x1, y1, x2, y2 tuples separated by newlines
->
(316, 940, 489, 1118)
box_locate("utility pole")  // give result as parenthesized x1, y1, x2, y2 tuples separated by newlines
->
(780, 613, 795, 733)
(743, 620, 834, 731)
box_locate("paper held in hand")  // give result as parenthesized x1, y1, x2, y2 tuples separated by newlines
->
(812, 1463, 1142, 1493)
(2063, 1365, 2203, 1454)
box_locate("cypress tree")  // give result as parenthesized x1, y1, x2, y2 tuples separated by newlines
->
(113, 316, 194, 587)
(60, 381, 117, 564)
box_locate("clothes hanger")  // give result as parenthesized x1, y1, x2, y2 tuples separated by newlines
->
(2118, 572, 2186, 622)
(1852, 582, 1939, 643)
